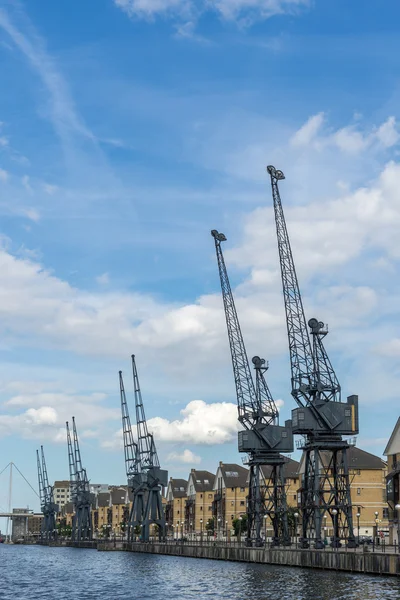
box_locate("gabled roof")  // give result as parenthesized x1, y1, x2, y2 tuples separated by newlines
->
(110, 488, 127, 505)
(168, 479, 188, 498)
(188, 470, 215, 492)
(217, 463, 248, 488)
(260, 457, 300, 481)
(97, 492, 111, 507)
(384, 417, 400, 456)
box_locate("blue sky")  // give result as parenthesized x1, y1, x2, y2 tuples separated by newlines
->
(1, 0, 400, 520)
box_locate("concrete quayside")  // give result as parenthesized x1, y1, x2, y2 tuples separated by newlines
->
(34, 539, 400, 577)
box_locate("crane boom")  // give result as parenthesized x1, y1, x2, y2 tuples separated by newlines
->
(132, 355, 160, 470)
(267, 166, 313, 407)
(119, 370, 140, 482)
(36, 449, 45, 510)
(211, 229, 263, 429)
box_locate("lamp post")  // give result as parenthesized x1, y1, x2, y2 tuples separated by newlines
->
(294, 512, 299, 548)
(332, 509, 338, 549)
(218, 517, 221, 539)
(356, 512, 361, 545)
(374, 511, 379, 546)
(225, 520, 228, 542)
(395, 504, 400, 552)
(176, 521, 180, 540)
(200, 519, 203, 544)
(263, 514, 268, 545)
(239, 516, 243, 544)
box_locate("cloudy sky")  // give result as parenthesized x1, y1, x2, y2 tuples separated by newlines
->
(0, 0, 399, 517)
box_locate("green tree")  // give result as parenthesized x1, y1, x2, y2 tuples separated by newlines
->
(287, 507, 298, 537)
(232, 515, 248, 537)
(205, 518, 214, 536)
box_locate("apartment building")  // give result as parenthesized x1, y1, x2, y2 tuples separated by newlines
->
(212, 462, 248, 532)
(185, 469, 215, 535)
(165, 478, 187, 534)
(385, 417, 400, 544)
(52, 480, 71, 512)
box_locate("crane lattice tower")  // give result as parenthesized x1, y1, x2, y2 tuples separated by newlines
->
(212, 229, 293, 547)
(267, 165, 358, 549)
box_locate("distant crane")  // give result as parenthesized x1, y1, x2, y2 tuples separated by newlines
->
(267, 165, 358, 549)
(211, 229, 293, 547)
(36, 446, 58, 541)
(119, 370, 145, 541)
(119, 356, 168, 542)
(66, 417, 92, 541)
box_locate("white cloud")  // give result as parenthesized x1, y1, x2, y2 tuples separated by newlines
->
(290, 112, 325, 147)
(290, 113, 400, 155)
(0, 136, 8, 147)
(167, 448, 201, 464)
(114, 0, 309, 25)
(147, 400, 240, 445)
(96, 272, 110, 285)
(0, 167, 8, 181)
(375, 116, 399, 148)
(0, 386, 118, 442)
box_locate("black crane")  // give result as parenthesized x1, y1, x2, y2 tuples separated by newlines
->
(211, 229, 293, 547)
(267, 165, 358, 549)
(132, 355, 167, 541)
(119, 356, 168, 542)
(36, 446, 58, 541)
(119, 370, 145, 541)
(66, 417, 92, 541)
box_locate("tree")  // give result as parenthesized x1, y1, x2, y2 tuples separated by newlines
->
(287, 507, 298, 537)
(205, 518, 214, 536)
(232, 515, 248, 537)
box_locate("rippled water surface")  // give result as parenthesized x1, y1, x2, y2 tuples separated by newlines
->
(1, 545, 399, 600)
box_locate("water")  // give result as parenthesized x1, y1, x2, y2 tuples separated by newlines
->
(0, 545, 399, 600)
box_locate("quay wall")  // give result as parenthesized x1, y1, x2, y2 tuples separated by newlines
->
(119, 542, 400, 577)
(33, 540, 400, 576)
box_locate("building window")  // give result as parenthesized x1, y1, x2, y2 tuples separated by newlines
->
(208, 506, 212, 511)
(293, 495, 296, 500)
(383, 508, 389, 519)
(208, 494, 213, 499)
(357, 488, 361, 495)
(200, 506, 203, 511)
(240, 501, 245, 506)
(232, 488, 235, 492)
(200, 494, 203, 499)
(231, 501, 234, 506)
(177, 510, 179, 515)
(240, 487, 245, 492)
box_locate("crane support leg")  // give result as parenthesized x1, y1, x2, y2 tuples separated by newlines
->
(300, 442, 357, 549)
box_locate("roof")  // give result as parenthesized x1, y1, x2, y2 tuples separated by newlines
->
(384, 417, 400, 456)
(260, 457, 300, 481)
(321, 447, 386, 470)
(218, 463, 248, 488)
(169, 479, 188, 498)
(189, 470, 215, 492)
(110, 488, 127, 505)
(97, 492, 111, 508)
(53, 480, 70, 488)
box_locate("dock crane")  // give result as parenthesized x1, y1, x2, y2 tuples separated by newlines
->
(119, 356, 168, 542)
(66, 417, 92, 541)
(36, 446, 58, 540)
(267, 165, 358, 549)
(119, 369, 145, 541)
(211, 229, 293, 547)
